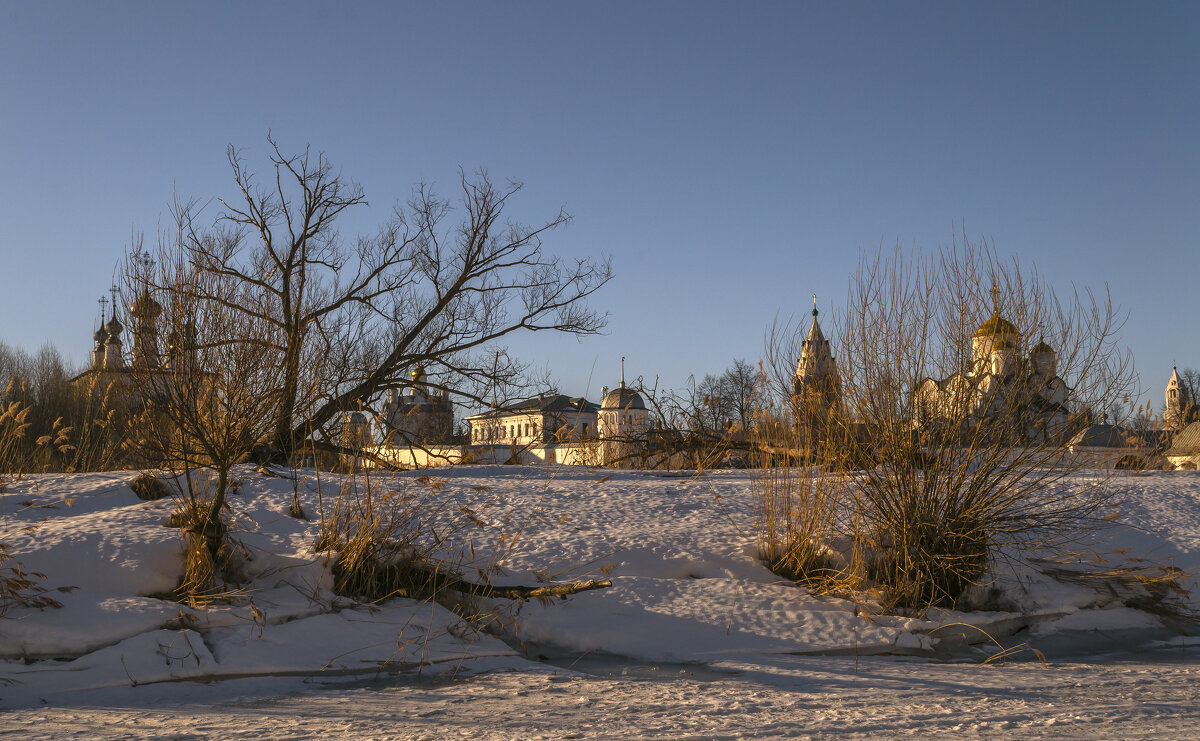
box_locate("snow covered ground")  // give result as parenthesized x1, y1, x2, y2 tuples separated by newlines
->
(2, 465, 1200, 737)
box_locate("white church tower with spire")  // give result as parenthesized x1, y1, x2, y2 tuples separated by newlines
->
(1165, 365, 1196, 432)
(791, 296, 842, 442)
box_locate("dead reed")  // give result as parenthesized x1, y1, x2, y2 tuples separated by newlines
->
(754, 448, 858, 594)
(315, 471, 452, 605)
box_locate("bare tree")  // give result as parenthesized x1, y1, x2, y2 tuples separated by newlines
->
(123, 242, 288, 598)
(720, 358, 763, 433)
(153, 136, 611, 460)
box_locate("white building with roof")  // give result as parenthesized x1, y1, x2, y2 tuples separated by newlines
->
(465, 393, 599, 447)
(1165, 421, 1200, 469)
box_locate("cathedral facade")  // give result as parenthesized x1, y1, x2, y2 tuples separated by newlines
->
(378, 367, 455, 445)
(912, 300, 1069, 441)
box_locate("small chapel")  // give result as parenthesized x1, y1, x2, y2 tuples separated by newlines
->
(912, 291, 1069, 440)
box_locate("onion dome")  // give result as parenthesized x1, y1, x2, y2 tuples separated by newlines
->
(129, 291, 162, 321)
(104, 315, 123, 338)
(973, 311, 1019, 339)
(1031, 339, 1054, 354)
(93, 326, 108, 344)
(601, 386, 645, 411)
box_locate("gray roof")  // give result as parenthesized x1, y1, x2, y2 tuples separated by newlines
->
(601, 386, 646, 411)
(465, 393, 598, 420)
(1068, 424, 1170, 450)
(1166, 421, 1200, 456)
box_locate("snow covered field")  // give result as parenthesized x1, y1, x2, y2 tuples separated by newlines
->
(2, 465, 1200, 738)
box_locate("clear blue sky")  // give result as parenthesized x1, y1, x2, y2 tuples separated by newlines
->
(2, 0, 1196, 409)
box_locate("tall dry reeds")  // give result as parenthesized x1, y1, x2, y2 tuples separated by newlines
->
(314, 471, 447, 604)
(754, 443, 859, 594)
(0, 385, 73, 616)
(0, 376, 125, 477)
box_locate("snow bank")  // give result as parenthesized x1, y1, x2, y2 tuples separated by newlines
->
(1, 465, 1197, 711)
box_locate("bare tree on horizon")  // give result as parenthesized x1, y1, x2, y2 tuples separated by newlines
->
(130, 136, 612, 461)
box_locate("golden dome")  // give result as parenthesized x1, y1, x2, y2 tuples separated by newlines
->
(1031, 340, 1054, 354)
(973, 311, 1019, 339)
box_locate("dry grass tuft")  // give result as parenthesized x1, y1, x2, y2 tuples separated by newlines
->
(160, 474, 242, 606)
(131, 472, 170, 501)
(316, 474, 450, 605)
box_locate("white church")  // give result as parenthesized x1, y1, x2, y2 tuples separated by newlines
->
(912, 294, 1070, 441)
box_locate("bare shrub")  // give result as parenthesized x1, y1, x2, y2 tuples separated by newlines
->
(835, 240, 1135, 610)
(754, 442, 858, 594)
(759, 238, 1135, 612)
(116, 230, 287, 603)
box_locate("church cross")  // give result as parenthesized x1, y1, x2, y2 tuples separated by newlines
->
(97, 295, 108, 321)
(136, 250, 154, 275)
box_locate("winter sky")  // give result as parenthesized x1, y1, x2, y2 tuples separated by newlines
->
(1, 1, 1196, 408)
